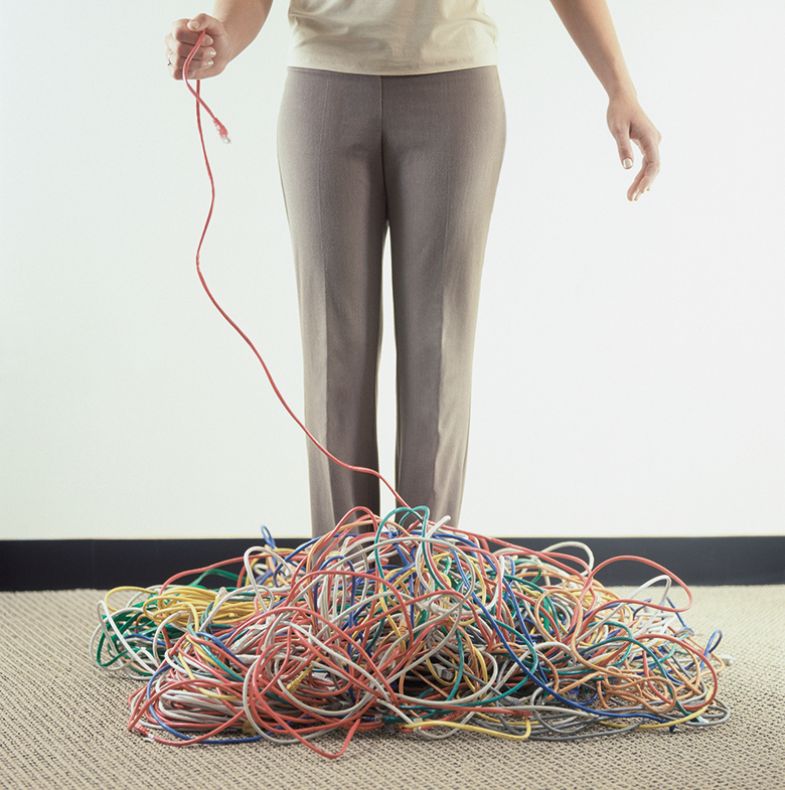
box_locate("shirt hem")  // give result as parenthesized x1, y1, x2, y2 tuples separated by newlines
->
(284, 55, 498, 76)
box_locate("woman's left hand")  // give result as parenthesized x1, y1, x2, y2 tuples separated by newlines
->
(607, 93, 662, 202)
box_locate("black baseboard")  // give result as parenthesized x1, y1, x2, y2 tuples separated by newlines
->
(1, 536, 783, 591)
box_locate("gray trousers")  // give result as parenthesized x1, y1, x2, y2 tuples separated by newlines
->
(276, 64, 506, 536)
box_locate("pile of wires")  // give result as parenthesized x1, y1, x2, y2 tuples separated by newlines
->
(90, 508, 731, 759)
(88, 33, 730, 758)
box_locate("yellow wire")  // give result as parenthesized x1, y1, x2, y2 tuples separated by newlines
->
(401, 717, 533, 741)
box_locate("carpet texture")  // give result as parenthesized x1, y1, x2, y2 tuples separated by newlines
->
(1, 585, 783, 790)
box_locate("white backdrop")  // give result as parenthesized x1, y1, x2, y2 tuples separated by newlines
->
(2, 1, 783, 540)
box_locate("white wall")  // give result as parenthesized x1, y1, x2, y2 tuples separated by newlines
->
(2, 1, 783, 540)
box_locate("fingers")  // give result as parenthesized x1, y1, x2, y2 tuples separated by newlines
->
(165, 34, 215, 62)
(608, 97, 663, 202)
(185, 13, 228, 40)
(165, 17, 224, 80)
(170, 18, 214, 47)
(164, 37, 215, 79)
(611, 120, 635, 171)
(169, 57, 216, 81)
(628, 129, 662, 202)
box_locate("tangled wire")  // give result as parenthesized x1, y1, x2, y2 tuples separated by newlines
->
(90, 506, 731, 759)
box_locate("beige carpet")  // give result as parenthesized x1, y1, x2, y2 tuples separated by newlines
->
(1, 585, 783, 790)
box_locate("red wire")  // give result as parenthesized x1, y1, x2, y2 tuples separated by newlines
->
(180, 31, 417, 529)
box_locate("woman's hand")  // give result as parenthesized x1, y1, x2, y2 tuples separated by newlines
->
(164, 14, 232, 81)
(607, 93, 662, 202)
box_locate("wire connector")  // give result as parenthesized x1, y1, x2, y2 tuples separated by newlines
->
(214, 118, 231, 144)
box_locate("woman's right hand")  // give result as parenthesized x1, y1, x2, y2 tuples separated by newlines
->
(164, 14, 232, 80)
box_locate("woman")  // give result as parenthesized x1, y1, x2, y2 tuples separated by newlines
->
(165, 1, 661, 538)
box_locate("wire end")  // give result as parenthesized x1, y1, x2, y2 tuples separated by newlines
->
(214, 119, 232, 144)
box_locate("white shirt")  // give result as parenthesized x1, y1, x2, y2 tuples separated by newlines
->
(286, 0, 499, 75)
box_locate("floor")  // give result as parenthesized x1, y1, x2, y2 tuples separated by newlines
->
(1, 585, 783, 789)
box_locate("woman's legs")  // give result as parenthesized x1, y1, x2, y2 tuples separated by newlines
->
(276, 67, 388, 537)
(383, 66, 507, 530)
(276, 64, 506, 537)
